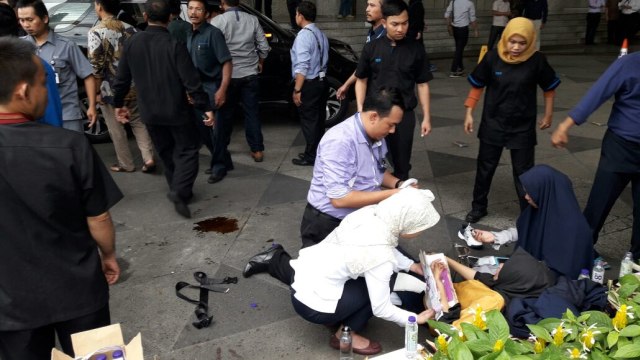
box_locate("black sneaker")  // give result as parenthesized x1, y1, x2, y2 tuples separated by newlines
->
(465, 209, 487, 223)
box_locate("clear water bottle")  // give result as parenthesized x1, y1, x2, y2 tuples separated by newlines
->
(592, 260, 605, 284)
(620, 252, 634, 278)
(578, 269, 590, 280)
(112, 350, 125, 360)
(405, 315, 418, 359)
(339, 326, 353, 360)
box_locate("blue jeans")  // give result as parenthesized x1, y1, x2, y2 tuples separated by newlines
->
(339, 0, 352, 16)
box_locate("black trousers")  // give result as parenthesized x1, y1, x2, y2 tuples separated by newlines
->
(0, 305, 110, 360)
(300, 203, 342, 248)
(146, 122, 200, 201)
(386, 109, 416, 181)
(620, 12, 640, 43)
(471, 141, 534, 213)
(584, 131, 640, 260)
(254, 0, 272, 18)
(298, 78, 329, 161)
(451, 26, 469, 72)
(608, 20, 623, 44)
(487, 25, 505, 50)
(585, 13, 602, 45)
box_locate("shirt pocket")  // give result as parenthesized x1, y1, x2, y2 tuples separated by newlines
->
(51, 57, 71, 85)
(196, 43, 214, 68)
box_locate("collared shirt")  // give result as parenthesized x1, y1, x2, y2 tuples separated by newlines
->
(492, 0, 511, 26)
(88, 18, 137, 105)
(113, 26, 212, 126)
(187, 22, 232, 83)
(307, 113, 387, 219)
(619, 0, 640, 14)
(211, 7, 270, 79)
(0, 122, 122, 330)
(355, 36, 433, 111)
(367, 24, 386, 43)
(444, 0, 477, 27)
(290, 23, 329, 79)
(22, 31, 93, 121)
(568, 52, 640, 143)
(588, 0, 606, 13)
(522, 0, 548, 23)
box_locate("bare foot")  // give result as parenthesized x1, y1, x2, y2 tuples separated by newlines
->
(472, 229, 495, 243)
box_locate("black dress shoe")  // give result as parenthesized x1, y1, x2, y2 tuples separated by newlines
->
(292, 157, 314, 166)
(207, 169, 227, 184)
(465, 209, 488, 223)
(243, 244, 284, 278)
(298, 153, 305, 159)
(204, 168, 213, 175)
(167, 192, 192, 218)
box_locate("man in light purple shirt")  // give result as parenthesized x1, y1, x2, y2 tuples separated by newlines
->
(301, 87, 409, 248)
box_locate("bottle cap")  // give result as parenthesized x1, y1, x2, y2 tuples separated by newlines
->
(112, 350, 124, 358)
(342, 326, 351, 332)
(408, 315, 416, 322)
(581, 269, 589, 274)
(94, 355, 108, 360)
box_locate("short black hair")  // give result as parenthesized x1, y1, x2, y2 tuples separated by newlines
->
(95, 0, 120, 16)
(188, 0, 207, 12)
(296, 1, 316, 22)
(0, 3, 19, 36)
(168, 0, 181, 15)
(362, 86, 405, 117)
(222, 0, 239, 7)
(16, 0, 48, 23)
(145, 0, 170, 23)
(382, 0, 408, 18)
(0, 37, 38, 104)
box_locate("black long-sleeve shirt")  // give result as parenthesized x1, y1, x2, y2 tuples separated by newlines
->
(522, 0, 548, 23)
(113, 25, 212, 126)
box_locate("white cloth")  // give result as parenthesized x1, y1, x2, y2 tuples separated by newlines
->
(290, 188, 441, 327)
(444, 0, 477, 27)
(492, 0, 511, 26)
(588, 0, 606, 13)
(618, 0, 640, 14)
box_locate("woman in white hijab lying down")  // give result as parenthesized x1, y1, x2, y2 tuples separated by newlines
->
(242, 188, 441, 356)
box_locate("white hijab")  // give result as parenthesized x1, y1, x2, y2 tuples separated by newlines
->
(322, 188, 441, 276)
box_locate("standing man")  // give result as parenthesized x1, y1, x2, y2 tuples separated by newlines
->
(290, 1, 329, 166)
(618, 0, 640, 43)
(88, 0, 156, 173)
(522, 0, 548, 50)
(488, 0, 511, 50)
(212, 0, 270, 163)
(167, 0, 191, 43)
(17, 0, 97, 132)
(336, 0, 386, 100)
(113, 0, 214, 218)
(551, 52, 640, 261)
(186, 0, 232, 183)
(300, 87, 409, 248)
(444, 0, 478, 78)
(586, 0, 605, 45)
(0, 37, 122, 360)
(355, 0, 433, 181)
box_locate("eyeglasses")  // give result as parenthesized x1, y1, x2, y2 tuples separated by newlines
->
(188, 7, 205, 13)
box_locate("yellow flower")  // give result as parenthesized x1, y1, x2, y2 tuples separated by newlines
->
(551, 322, 572, 346)
(580, 324, 601, 351)
(567, 348, 587, 359)
(613, 304, 634, 331)
(493, 339, 504, 352)
(436, 334, 449, 356)
(469, 305, 487, 330)
(534, 338, 546, 354)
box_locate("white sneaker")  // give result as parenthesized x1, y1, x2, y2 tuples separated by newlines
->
(458, 223, 483, 248)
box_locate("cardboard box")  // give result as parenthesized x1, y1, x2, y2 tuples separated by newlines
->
(51, 324, 143, 360)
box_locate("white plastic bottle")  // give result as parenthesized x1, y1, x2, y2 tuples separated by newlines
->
(592, 260, 605, 284)
(620, 252, 634, 278)
(339, 326, 353, 360)
(405, 315, 418, 359)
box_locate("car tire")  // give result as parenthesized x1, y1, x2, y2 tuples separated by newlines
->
(324, 76, 349, 128)
(79, 94, 110, 143)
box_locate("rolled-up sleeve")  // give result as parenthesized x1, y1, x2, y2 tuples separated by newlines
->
(292, 32, 312, 77)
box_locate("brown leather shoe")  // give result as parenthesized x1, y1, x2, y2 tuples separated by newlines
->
(251, 151, 264, 162)
(328, 335, 382, 356)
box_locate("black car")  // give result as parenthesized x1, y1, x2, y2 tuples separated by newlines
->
(44, 0, 358, 142)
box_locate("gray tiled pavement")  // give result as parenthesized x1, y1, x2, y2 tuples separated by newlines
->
(95, 45, 634, 359)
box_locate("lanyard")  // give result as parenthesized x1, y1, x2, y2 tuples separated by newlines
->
(354, 113, 387, 177)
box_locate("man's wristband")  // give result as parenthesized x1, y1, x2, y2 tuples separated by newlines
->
(294, 89, 302, 94)
(395, 179, 403, 189)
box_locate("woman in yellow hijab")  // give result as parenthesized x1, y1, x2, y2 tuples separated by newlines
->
(461, 17, 561, 224)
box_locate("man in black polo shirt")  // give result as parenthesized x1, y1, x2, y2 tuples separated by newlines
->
(186, 0, 232, 183)
(355, 0, 433, 181)
(0, 37, 122, 360)
(113, 0, 214, 218)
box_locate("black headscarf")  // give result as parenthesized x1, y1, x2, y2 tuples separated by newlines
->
(516, 165, 594, 278)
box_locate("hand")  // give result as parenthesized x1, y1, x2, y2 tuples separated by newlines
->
(474, 29, 479, 38)
(420, 115, 432, 137)
(96, 94, 104, 105)
(464, 112, 474, 134)
(409, 262, 424, 276)
(336, 83, 349, 100)
(430, 260, 444, 278)
(258, 62, 263, 74)
(115, 107, 130, 124)
(538, 115, 552, 130)
(551, 127, 569, 148)
(101, 254, 120, 285)
(416, 309, 436, 324)
(415, 32, 422, 40)
(86, 106, 97, 128)
(472, 229, 496, 243)
(186, 93, 194, 105)
(203, 111, 215, 127)
(214, 88, 226, 108)
(293, 91, 302, 107)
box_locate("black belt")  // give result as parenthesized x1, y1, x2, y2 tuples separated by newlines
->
(305, 77, 325, 82)
(306, 203, 341, 223)
(175, 272, 238, 329)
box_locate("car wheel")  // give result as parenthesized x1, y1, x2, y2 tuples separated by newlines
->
(80, 95, 110, 143)
(325, 76, 349, 128)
